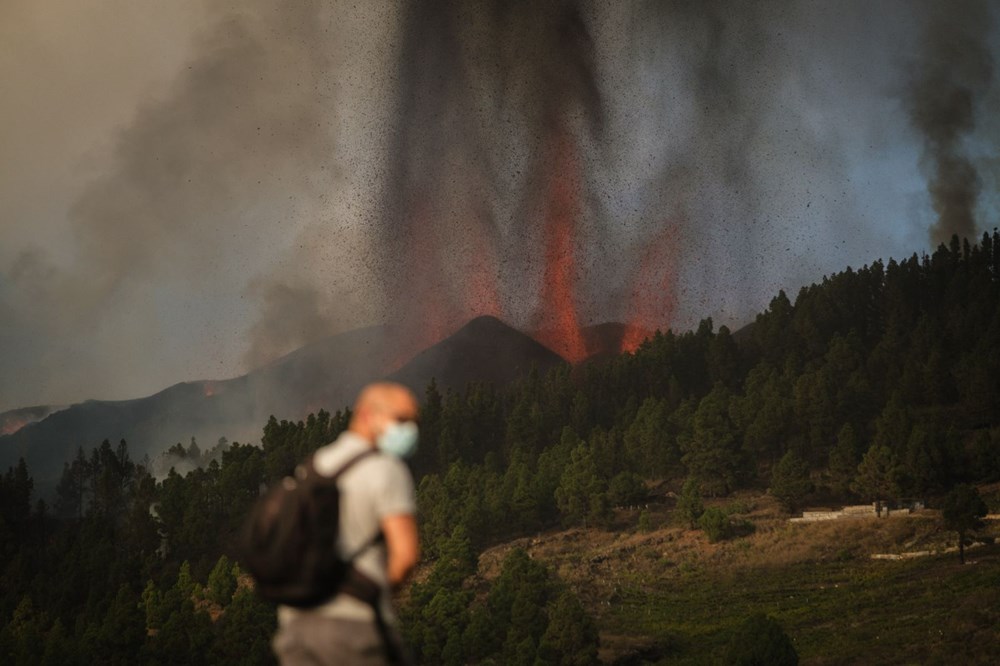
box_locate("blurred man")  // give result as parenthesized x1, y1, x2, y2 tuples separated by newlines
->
(272, 382, 420, 665)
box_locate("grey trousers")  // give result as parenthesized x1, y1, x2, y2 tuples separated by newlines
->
(272, 614, 406, 666)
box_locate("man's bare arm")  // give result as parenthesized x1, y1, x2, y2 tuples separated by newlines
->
(381, 513, 419, 588)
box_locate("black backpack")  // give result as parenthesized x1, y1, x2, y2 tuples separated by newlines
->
(240, 449, 377, 607)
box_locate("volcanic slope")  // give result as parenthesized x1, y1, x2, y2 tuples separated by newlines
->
(0, 405, 64, 437)
(389, 315, 567, 394)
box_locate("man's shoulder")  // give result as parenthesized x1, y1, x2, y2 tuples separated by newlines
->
(352, 450, 413, 486)
(313, 433, 411, 481)
(313, 432, 369, 475)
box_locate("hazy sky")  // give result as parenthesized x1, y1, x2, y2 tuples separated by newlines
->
(1, 0, 997, 412)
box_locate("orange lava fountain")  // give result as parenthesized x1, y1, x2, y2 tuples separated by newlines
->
(533, 129, 589, 362)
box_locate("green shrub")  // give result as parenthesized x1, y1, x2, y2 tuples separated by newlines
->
(638, 508, 652, 533)
(677, 477, 705, 528)
(699, 506, 730, 543)
(724, 499, 752, 515)
(729, 517, 756, 538)
(609, 471, 647, 507)
(724, 612, 798, 665)
(834, 547, 856, 562)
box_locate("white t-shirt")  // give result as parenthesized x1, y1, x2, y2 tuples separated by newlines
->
(277, 431, 416, 625)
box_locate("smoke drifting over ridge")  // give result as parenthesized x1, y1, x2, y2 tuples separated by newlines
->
(907, 0, 995, 246)
(2, 1, 998, 411)
(68, 0, 357, 363)
(1, 1, 395, 409)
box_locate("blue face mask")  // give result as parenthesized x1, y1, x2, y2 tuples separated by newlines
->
(377, 420, 419, 459)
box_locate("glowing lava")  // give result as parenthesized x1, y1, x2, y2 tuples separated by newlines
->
(532, 130, 589, 363)
(1, 416, 30, 436)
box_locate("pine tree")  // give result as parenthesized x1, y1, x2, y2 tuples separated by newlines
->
(681, 384, 741, 495)
(608, 471, 646, 507)
(207, 555, 237, 605)
(209, 586, 276, 665)
(93, 584, 145, 664)
(828, 424, 861, 497)
(555, 443, 608, 527)
(941, 484, 988, 564)
(770, 450, 813, 513)
(852, 444, 901, 515)
(54, 448, 89, 521)
(676, 476, 705, 529)
(536, 590, 600, 665)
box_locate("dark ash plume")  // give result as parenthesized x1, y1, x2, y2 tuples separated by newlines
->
(907, 0, 994, 245)
(377, 0, 605, 354)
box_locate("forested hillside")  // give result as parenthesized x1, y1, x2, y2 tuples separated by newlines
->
(1, 232, 998, 664)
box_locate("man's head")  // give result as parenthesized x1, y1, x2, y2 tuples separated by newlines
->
(349, 382, 419, 446)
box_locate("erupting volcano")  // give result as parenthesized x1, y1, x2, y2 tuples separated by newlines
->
(380, 0, 678, 363)
(8, 0, 996, 428)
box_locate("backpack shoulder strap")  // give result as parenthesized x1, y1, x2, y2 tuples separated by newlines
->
(307, 447, 377, 481)
(308, 447, 384, 561)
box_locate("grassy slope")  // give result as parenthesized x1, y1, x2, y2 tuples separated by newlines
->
(474, 495, 1000, 665)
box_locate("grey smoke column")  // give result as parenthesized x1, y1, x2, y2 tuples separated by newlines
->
(907, 0, 995, 246)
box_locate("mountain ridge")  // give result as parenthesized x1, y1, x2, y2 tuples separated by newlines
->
(0, 315, 571, 494)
